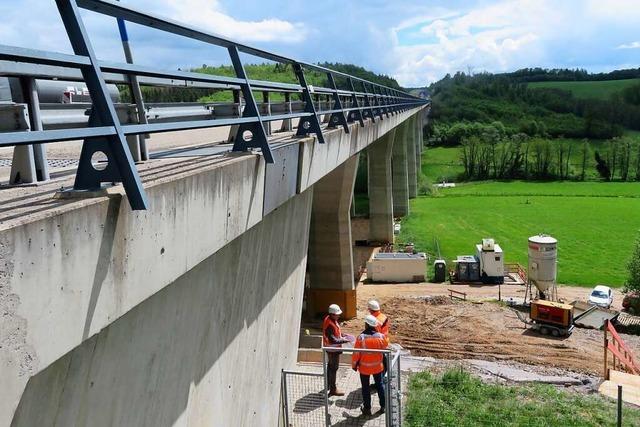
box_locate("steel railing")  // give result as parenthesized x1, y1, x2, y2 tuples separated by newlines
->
(0, 0, 428, 210)
(321, 346, 403, 427)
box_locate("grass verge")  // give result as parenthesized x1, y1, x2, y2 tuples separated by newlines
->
(405, 369, 640, 427)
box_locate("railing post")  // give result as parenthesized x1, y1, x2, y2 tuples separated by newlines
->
(397, 353, 402, 427)
(322, 349, 330, 426)
(293, 62, 326, 144)
(385, 351, 391, 427)
(55, 0, 148, 210)
(326, 72, 349, 133)
(604, 322, 609, 379)
(24, 77, 49, 181)
(361, 82, 376, 122)
(281, 370, 290, 427)
(347, 77, 365, 127)
(227, 45, 273, 163)
(116, 10, 149, 161)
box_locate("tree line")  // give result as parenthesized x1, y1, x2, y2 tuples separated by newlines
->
(457, 132, 640, 182)
(429, 72, 640, 140)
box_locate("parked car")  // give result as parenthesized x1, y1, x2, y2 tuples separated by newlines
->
(589, 285, 613, 309)
(622, 292, 640, 315)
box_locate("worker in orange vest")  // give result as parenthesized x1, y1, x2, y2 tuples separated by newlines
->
(352, 314, 387, 415)
(323, 304, 351, 396)
(367, 300, 390, 343)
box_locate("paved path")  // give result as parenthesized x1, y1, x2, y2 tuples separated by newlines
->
(285, 363, 407, 427)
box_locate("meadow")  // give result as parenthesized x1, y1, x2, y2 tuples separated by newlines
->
(528, 78, 640, 100)
(398, 179, 640, 287)
(405, 369, 640, 427)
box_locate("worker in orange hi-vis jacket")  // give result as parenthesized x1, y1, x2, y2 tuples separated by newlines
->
(352, 315, 387, 416)
(322, 304, 353, 396)
(367, 300, 390, 345)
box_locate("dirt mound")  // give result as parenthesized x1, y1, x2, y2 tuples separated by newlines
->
(424, 295, 452, 305)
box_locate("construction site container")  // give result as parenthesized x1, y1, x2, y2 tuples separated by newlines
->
(476, 242, 504, 284)
(454, 256, 480, 282)
(367, 252, 427, 283)
(433, 259, 446, 283)
(528, 235, 557, 292)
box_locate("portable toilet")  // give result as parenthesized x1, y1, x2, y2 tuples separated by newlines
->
(433, 259, 446, 283)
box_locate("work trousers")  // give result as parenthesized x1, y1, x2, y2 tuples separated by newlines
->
(327, 352, 340, 391)
(359, 372, 385, 410)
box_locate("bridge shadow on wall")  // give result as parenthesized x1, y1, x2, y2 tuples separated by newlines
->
(11, 191, 313, 427)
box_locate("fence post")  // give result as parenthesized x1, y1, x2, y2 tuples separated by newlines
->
(617, 385, 622, 427)
(322, 349, 329, 426)
(397, 353, 402, 427)
(385, 351, 391, 427)
(604, 323, 609, 379)
(282, 370, 289, 427)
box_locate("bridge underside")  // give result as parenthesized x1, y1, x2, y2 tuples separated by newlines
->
(0, 106, 426, 426)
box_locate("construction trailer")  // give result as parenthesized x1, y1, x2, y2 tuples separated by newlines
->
(475, 239, 504, 284)
(450, 238, 505, 284)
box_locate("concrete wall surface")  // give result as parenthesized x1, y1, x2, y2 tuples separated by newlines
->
(9, 190, 313, 427)
(0, 154, 267, 425)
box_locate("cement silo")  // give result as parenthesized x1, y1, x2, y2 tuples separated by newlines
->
(527, 234, 557, 300)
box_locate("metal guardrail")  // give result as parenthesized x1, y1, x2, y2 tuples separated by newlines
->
(0, 0, 428, 210)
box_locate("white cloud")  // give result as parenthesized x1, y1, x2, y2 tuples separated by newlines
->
(616, 41, 640, 50)
(388, 0, 556, 86)
(383, 0, 640, 87)
(160, 0, 307, 44)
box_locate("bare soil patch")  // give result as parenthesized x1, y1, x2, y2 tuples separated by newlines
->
(343, 283, 640, 376)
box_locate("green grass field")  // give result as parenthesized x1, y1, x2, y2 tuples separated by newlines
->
(398, 180, 640, 286)
(528, 79, 640, 100)
(406, 369, 640, 427)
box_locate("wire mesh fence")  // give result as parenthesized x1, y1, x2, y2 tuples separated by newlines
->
(282, 369, 326, 427)
(388, 351, 402, 426)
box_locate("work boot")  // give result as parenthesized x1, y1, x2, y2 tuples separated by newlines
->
(360, 405, 372, 416)
(329, 389, 345, 397)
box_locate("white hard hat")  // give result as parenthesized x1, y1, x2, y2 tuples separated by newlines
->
(365, 314, 379, 328)
(367, 300, 380, 311)
(328, 304, 342, 315)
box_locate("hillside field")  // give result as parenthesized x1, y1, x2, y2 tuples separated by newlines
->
(528, 78, 640, 100)
(398, 180, 640, 286)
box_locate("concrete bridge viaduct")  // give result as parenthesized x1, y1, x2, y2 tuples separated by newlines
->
(0, 0, 429, 425)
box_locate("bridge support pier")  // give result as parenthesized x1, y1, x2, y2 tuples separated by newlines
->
(392, 120, 410, 217)
(368, 129, 396, 243)
(407, 116, 418, 198)
(307, 155, 359, 319)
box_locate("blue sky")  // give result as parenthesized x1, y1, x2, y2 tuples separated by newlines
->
(2, 0, 639, 87)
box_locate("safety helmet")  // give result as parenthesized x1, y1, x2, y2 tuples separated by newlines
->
(367, 300, 380, 311)
(328, 304, 342, 315)
(365, 314, 379, 328)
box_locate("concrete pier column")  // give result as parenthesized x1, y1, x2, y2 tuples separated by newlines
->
(391, 121, 409, 217)
(307, 155, 360, 319)
(368, 129, 396, 243)
(407, 116, 418, 198)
